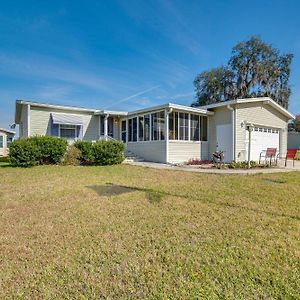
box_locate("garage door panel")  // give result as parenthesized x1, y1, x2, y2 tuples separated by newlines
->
(245, 126, 279, 161)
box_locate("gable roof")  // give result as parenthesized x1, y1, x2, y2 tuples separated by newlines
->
(200, 97, 295, 119)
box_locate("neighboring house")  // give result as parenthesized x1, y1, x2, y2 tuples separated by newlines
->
(15, 97, 294, 163)
(288, 131, 300, 149)
(0, 128, 15, 157)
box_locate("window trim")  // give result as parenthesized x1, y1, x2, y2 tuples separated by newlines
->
(59, 124, 77, 140)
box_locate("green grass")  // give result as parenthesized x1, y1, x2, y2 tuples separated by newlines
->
(0, 165, 299, 299)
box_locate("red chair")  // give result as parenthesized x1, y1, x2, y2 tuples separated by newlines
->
(259, 148, 277, 165)
(285, 149, 298, 167)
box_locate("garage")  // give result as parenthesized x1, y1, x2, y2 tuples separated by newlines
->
(246, 126, 280, 161)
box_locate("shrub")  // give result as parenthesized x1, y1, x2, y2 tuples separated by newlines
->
(228, 161, 259, 169)
(9, 140, 40, 167)
(62, 145, 81, 166)
(74, 141, 94, 164)
(0, 156, 9, 163)
(28, 136, 68, 164)
(186, 159, 213, 165)
(9, 136, 67, 167)
(93, 140, 125, 165)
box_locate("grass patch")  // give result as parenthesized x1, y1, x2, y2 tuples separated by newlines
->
(0, 165, 299, 298)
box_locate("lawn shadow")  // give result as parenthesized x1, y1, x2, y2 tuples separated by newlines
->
(87, 183, 299, 219)
(87, 183, 163, 203)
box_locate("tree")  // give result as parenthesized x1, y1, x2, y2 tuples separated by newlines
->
(192, 37, 293, 108)
(289, 114, 300, 132)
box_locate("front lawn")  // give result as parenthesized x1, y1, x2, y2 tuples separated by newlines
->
(0, 165, 299, 299)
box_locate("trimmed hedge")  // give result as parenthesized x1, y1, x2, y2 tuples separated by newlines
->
(9, 136, 67, 167)
(93, 140, 125, 165)
(9, 136, 124, 167)
(74, 140, 125, 165)
(28, 136, 68, 164)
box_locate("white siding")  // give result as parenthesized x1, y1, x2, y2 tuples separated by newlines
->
(168, 141, 209, 163)
(288, 132, 300, 149)
(0, 130, 14, 157)
(20, 104, 29, 138)
(235, 102, 288, 161)
(127, 141, 166, 163)
(0, 132, 7, 156)
(29, 106, 99, 140)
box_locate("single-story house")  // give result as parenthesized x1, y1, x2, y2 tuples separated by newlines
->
(0, 128, 15, 157)
(15, 97, 294, 163)
(288, 131, 300, 149)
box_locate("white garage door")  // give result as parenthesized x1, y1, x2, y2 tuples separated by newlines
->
(245, 127, 280, 161)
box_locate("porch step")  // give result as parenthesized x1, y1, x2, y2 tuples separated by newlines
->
(124, 150, 145, 163)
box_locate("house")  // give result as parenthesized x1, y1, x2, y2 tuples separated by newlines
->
(15, 97, 294, 163)
(0, 128, 15, 157)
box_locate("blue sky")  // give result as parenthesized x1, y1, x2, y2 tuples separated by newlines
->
(0, 0, 300, 129)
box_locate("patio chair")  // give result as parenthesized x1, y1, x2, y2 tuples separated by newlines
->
(285, 149, 298, 167)
(259, 148, 277, 165)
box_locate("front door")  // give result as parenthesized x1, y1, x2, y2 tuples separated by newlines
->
(216, 124, 233, 162)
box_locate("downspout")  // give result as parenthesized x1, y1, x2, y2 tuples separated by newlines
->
(227, 104, 235, 162)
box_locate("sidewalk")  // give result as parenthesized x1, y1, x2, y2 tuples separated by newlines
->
(124, 159, 300, 175)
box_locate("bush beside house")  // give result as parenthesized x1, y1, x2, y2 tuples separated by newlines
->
(9, 137, 125, 167)
(9, 136, 68, 167)
(74, 140, 125, 165)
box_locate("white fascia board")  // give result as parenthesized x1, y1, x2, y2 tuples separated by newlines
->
(16, 100, 100, 113)
(95, 110, 128, 116)
(128, 103, 213, 116)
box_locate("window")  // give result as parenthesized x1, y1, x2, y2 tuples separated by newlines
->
(60, 125, 76, 139)
(128, 119, 132, 142)
(128, 117, 137, 142)
(7, 136, 13, 148)
(121, 120, 126, 142)
(150, 111, 165, 141)
(179, 113, 189, 140)
(151, 113, 158, 140)
(158, 111, 165, 140)
(144, 114, 150, 141)
(138, 116, 144, 141)
(190, 114, 200, 141)
(0, 136, 3, 148)
(168, 112, 178, 140)
(132, 118, 137, 142)
(200, 116, 208, 141)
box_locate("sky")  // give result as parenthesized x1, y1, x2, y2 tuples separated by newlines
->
(0, 0, 300, 129)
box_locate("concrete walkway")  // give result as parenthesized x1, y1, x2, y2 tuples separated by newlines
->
(124, 160, 300, 175)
